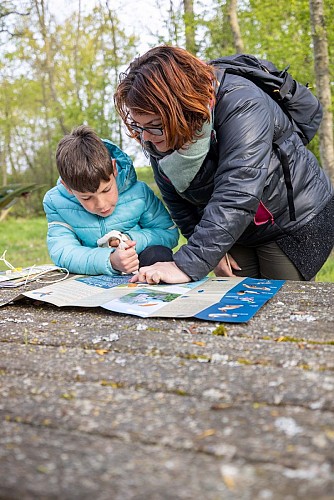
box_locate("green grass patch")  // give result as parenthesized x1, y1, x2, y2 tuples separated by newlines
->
(0, 216, 51, 269)
(316, 253, 334, 282)
(136, 166, 161, 198)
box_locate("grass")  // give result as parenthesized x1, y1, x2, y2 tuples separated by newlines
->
(316, 254, 334, 282)
(136, 166, 161, 197)
(1, 213, 333, 282)
(0, 216, 51, 270)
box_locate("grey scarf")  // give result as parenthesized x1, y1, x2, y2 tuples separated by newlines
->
(159, 118, 213, 193)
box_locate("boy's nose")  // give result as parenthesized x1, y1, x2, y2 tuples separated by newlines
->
(97, 204, 108, 212)
(95, 200, 105, 211)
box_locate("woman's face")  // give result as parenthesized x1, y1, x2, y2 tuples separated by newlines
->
(130, 112, 170, 153)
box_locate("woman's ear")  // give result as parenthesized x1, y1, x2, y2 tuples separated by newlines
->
(60, 179, 73, 193)
(112, 158, 118, 177)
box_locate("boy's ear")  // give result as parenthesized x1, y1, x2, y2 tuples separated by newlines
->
(112, 159, 118, 177)
(60, 179, 73, 193)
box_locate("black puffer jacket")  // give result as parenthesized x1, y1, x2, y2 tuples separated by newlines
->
(150, 72, 334, 280)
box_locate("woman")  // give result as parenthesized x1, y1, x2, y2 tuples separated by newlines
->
(114, 45, 334, 284)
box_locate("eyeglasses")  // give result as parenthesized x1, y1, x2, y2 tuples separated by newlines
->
(130, 122, 164, 136)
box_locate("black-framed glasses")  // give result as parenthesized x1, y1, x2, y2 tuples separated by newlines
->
(130, 122, 164, 136)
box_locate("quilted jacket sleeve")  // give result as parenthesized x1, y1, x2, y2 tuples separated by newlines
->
(125, 182, 179, 252)
(43, 191, 118, 276)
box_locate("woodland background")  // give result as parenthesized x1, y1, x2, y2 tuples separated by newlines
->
(0, 0, 333, 281)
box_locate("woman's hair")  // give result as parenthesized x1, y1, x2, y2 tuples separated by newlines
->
(56, 125, 114, 192)
(114, 45, 216, 150)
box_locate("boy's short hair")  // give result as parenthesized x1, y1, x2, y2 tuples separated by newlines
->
(56, 125, 114, 192)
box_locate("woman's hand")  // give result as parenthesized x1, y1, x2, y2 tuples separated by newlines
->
(130, 261, 191, 284)
(214, 253, 241, 277)
(110, 240, 139, 274)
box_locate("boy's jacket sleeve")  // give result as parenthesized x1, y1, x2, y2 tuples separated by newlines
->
(125, 182, 179, 252)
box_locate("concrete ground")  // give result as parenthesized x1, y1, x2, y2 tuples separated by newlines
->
(0, 280, 333, 500)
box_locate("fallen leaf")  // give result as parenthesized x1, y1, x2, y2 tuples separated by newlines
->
(95, 349, 109, 355)
(210, 403, 233, 410)
(196, 428, 216, 439)
(222, 474, 235, 490)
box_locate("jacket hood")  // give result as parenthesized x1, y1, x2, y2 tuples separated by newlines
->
(102, 139, 137, 194)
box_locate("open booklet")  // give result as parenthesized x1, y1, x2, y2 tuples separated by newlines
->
(0, 264, 65, 288)
(11, 273, 285, 323)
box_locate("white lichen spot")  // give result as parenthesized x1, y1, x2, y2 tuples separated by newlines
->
(274, 417, 303, 436)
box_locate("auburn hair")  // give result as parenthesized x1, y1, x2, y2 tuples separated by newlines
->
(114, 45, 216, 151)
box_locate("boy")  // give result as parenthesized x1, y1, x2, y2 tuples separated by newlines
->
(43, 125, 179, 276)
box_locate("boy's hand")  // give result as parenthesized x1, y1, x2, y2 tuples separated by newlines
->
(109, 240, 139, 274)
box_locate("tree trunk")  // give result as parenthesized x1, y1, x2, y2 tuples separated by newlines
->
(106, 1, 123, 148)
(183, 0, 197, 54)
(227, 0, 244, 54)
(0, 146, 6, 186)
(73, 0, 83, 111)
(3, 82, 17, 180)
(34, 0, 67, 135)
(309, 0, 334, 181)
(41, 77, 55, 187)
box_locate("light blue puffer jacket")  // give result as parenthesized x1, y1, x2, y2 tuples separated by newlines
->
(43, 140, 179, 275)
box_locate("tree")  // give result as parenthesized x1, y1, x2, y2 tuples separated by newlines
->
(33, 0, 67, 135)
(309, 0, 334, 180)
(0, 0, 139, 212)
(155, 0, 184, 46)
(236, 0, 327, 162)
(183, 0, 197, 54)
(200, 0, 236, 60)
(227, 0, 244, 53)
(0, 0, 30, 40)
(105, 0, 132, 149)
(0, 1, 31, 188)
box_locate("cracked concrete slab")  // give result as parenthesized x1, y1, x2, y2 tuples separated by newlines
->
(0, 280, 333, 499)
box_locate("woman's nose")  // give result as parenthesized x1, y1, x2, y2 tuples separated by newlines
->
(141, 130, 149, 141)
(141, 129, 154, 141)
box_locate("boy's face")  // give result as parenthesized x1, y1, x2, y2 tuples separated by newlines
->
(64, 160, 119, 217)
